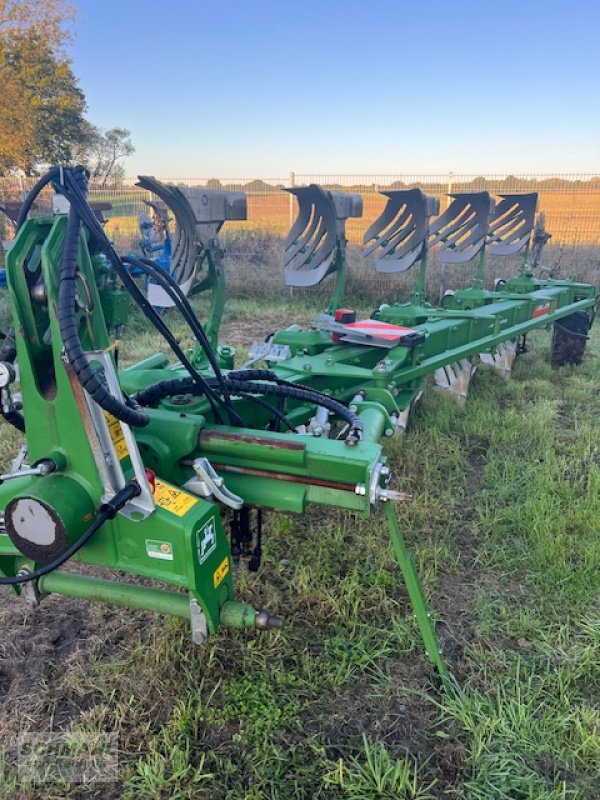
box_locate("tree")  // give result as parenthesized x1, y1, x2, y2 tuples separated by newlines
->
(0, 1, 134, 177)
(0, 1, 88, 173)
(0, 61, 35, 168)
(85, 128, 135, 186)
(0, 0, 75, 50)
(1, 29, 94, 172)
(0, 1, 101, 175)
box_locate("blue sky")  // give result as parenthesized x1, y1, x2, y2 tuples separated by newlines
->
(70, 0, 600, 177)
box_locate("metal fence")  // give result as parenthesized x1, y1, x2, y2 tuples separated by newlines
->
(1, 173, 600, 244)
(2, 173, 599, 293)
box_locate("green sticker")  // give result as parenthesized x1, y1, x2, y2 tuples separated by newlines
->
(145, 539, 174, 561)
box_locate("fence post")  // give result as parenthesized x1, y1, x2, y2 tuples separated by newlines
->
(288, 172, 295, 301)
(439, 171, 455, 303)
(289, 171, 295, 227)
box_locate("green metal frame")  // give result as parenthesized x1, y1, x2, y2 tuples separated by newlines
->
(0, 210, 452, 689)
(1, 181, 597, 696)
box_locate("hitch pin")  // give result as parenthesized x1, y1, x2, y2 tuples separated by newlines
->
(354, 483, 412, 503)
(0, 459, 56, 484)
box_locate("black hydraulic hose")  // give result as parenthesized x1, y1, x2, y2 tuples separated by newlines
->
(59, 177, 208, 372)
(0, 480, 141, 585)
(134, 377, 295, 431)
(131, 376, 198, 406)
(15, 168, 59, 230)
(134, 254, 238, 417)
(122, 255, 243, 426)
(135, 256, 229, 387)
(224, 378, 363, 436)
(0, 329, 17, 363)
(119, 257, 227, 423)
(59, 169, 226, 424)
(223, 370, 364, 434)
(133, 376, 363, 437)
(228, 369, 279, 381)
(57, 169, 234, 426)
(2, 411, 25, 433)
(229, 390, 295, 432)
(57, 168, 149, 427)
(228, 368, 322, 394)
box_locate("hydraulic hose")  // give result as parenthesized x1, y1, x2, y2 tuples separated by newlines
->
(121, 255, 243, 426)
(223, 378, 363, 437)
(8, 165, 245, 431)
(15, 168, 59, 229)
(57, 168, 149, 427)
(0, 329, 17, 363)
(134, 255, 233, 408)
(57, 168, 238, 427)
(133, 375, 363, 438)
(222, 389, 295, 432)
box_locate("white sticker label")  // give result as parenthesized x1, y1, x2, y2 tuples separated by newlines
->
(196, 519, 217, 565)
(145, 539, 174, 561)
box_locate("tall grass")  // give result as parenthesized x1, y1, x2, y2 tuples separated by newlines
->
(0, 276, 598, 798)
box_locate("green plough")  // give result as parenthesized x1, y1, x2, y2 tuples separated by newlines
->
(0, 168, 596, 696)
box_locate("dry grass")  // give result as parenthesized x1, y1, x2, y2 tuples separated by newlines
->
(0, 292, 599, 798)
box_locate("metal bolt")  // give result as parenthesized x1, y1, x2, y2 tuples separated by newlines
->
(255, 609, 283, 630)
(190, 598, 208, 645)
(171, 394, 193, 406)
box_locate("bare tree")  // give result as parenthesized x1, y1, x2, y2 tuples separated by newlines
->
(86, 127, 135, 187)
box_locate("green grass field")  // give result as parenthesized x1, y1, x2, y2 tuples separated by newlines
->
(0, 295, 599, 799)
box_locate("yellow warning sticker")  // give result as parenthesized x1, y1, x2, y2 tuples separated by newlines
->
(213, 557, 230, 588)
(154, 479, 198, 517)
(104, 412, 129, 461)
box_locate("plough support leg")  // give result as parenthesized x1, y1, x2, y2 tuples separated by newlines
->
(384, 503, 454, 694)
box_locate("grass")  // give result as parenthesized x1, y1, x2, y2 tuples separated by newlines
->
(0, 289, 599, 799)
